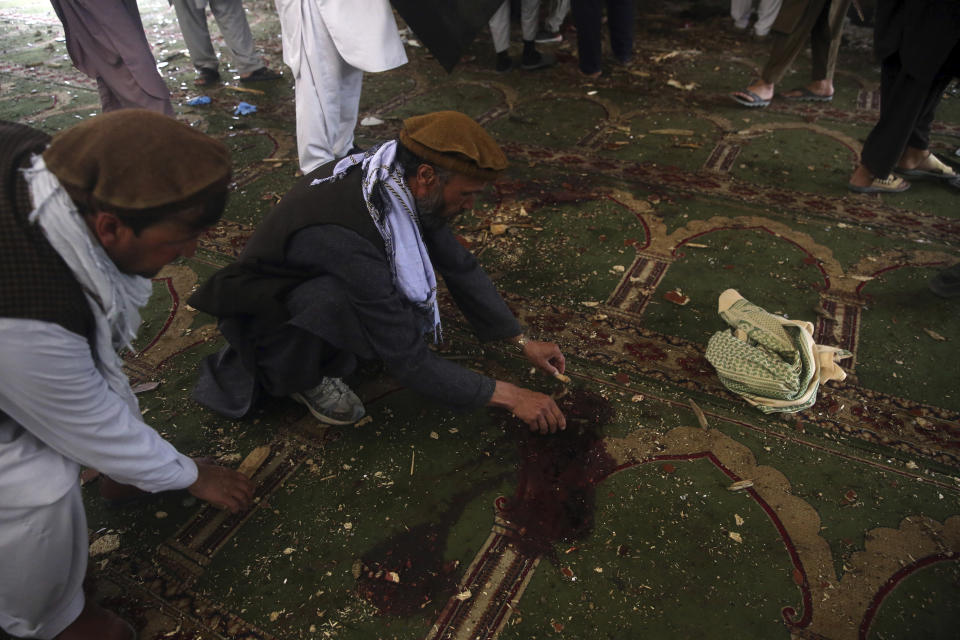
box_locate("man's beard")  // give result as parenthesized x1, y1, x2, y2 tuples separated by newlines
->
(415, 188, 447, 230)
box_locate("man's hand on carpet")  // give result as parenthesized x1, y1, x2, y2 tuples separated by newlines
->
(188, 460, 255, 513)
(523, 340, 566, 378)
(490, 381, 567, 434)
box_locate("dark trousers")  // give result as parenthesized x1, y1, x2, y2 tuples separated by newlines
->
(570, 0, 635, 74)
(861, 42, 960, 177)
(761, 0, 849, 85)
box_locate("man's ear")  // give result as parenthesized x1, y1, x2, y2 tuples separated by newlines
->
(415, 163, 437, 187)
(88, 211, 128, 248)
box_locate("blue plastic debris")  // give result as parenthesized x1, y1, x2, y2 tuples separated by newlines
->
(234, 101, 257, 116)
(186, 96, 211, 106)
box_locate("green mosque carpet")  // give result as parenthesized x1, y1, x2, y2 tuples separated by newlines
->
(1, 1, 958, 638)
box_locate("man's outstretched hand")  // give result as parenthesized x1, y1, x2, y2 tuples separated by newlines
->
(521, 340, 566, 378)
(489, 381, 566, 434)
(188, 459, 255, 513)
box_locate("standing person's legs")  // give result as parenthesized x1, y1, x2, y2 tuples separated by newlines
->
(806, 0, 850, 88)
(95, 71, 174, 115)
(0, 485, 129, 640)
(520, 0, 540, 41)
(489, 1, 511, 53)
(848, 53, 943, 191)
(606, 0, 634, 64)
(753, 0, 783, 37)
(488, 1, 514, 71)
(171, 0, 220, 74)
(571, 0, 603, 75)
(520, 0, 554, 69)
(207, 0, 262, 76)
(544, 0, 570, 33)
(732, 0, 829, 105)
(730, 0, 753, 30)
(296, 2, 363, 172)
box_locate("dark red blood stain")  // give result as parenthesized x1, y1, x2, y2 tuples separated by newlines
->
(792, 569, 805, 586)
(614, 372, 630, 384)
(355, 446, 514, 617)
(355, 523, 460, 617)
(624, 238, 638, 247)
(661, 463, 676, 473)
(723, 264, 735, 270)
(499, 390, 616, 558)
(803, 256, 818, 265)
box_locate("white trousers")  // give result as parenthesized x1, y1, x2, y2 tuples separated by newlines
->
(730, 0, 783, 36)
(0, 484, 88, 639)
(293, 0, 363, 172)
(544, 0, 570, 33)
(489, 0, 541, 52)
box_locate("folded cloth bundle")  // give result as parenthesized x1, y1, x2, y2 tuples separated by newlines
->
(705, 289, 851, 414)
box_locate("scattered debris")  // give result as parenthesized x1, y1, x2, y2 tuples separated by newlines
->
(360, 116, 384, 126)
(283, 547, 295, 555)
(185, 96, 210, 107)
(923, 328, 947, 341)
(735, 514, 744, 526)
(687, 398, 709, 429)
(649, 128, 694, 136)
(553, 371, 572, 384)
(233, 101, 257, 116)
(133, 380, 160, 393)
(664, 289, 690, 305)
(155, 511, 168, 519)
(355, 415, 373, 427)
(728, 480, 754, 491)
(226, 85, 265, 95)
(490, 223, 508, 235)
(728, 531, 743, 543)
(89, 533, 120, 556)
(238, 446, 270, 478)
(455, 589, 472, 601)
(666, 79, 698, 91)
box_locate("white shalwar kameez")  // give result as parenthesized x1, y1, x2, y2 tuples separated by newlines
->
(274, 0, 407, 173)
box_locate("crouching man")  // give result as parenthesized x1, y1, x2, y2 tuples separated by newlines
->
(0, 110, 254, 640)
(189, 110, 567, 434)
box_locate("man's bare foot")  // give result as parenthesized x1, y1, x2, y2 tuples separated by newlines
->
(55, 601, 134, 640)
(896, 147, 931, 171)
(781, 78, 834, 100)
(849, 164, 875, 188)
(732, 81, 774, 103)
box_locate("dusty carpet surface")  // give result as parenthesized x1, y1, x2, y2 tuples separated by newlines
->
(1, 0, 959, 638)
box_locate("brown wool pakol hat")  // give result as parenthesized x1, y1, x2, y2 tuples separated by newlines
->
(43, 109, 230, 212)
(398, 110, 508, 181)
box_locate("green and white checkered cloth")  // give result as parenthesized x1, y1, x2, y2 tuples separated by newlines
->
(705, 290, 851, 414)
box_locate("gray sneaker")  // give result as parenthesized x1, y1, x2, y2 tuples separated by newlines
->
(291, 378, 365, 425)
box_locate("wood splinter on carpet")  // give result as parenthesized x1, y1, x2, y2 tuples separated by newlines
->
(728, 480, 754, 491)
(237, 445, 271, 478)
(687, 398, 709, 429)
(553, 371, 572, 384)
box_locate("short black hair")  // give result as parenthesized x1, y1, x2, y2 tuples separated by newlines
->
(65, 182, 229, 236)
(395, 142, 452, 185)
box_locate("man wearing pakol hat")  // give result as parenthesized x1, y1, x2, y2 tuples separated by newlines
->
(190, 110, 568, 434)
(0, 111, 254, 640)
